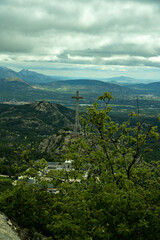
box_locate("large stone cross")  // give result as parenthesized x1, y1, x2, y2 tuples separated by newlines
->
(72, 91, 83, 134)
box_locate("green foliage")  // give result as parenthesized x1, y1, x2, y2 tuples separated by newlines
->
(0, 143, 50, 176)
(0, 92, 160, 239)
(77, 93, 160, 181)
(0, 176, 13, 192)
(61, 92, 160, 238)
(0, 183, 55, 235)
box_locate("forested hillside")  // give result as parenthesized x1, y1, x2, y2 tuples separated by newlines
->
(0, 101, 74, 144)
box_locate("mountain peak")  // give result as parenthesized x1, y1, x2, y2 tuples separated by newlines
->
(19, 69, 34, 75)
(0, 66, 18, 79)
(19, 69, 29, 72)
(33, 101, 59, 112)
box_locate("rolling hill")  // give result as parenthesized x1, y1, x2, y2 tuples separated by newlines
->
(125, 82, 160, 95)
(0, 76, 72, 103)
(37, 79, 138, 96)
(0, 77, 32, 90)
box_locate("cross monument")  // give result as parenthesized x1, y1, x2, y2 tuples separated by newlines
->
(72, 91, 83, 134)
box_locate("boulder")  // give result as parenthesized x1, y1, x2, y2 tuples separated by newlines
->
(0, 212, 21, 240)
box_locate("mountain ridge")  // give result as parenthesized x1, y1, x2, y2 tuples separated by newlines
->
(1, 66, 159, 84)
(0, 67, 59, 83)
(0, 77, 33, 91)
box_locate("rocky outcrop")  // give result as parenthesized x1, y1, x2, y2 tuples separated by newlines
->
(39, 130, 73, 156)
(32, 101, 74, 129)
(0, 212, 21, 240)
(0, 212, 47, 240)
(39, 130, 82, 157)
(33, 100, 57, 112)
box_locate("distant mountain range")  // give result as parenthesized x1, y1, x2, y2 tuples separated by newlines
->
(0, 66, 159, 84)
(103, 76, 141, 84)
(42, 79, 134, 95)
(0, 76, 139, 104)
(0, 67, 59, 83)
(0, 66, 160, 105)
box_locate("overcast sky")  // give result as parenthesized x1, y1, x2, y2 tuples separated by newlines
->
(0, 0, 160, 80)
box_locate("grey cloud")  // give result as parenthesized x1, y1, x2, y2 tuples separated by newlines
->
(65, 56, 160, 69)
(0, 0, 160, 73)
(57, 44, 160, 68)
(0, 32, 35, 53)
(102, 57, 160, 68)
(1, 0, 159, 35)
(0, 0, 157, 35)
(134, 0, 160, 4)
(59, 41, 160, 59)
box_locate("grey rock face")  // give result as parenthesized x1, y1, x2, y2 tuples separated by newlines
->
(0, 212, 47, 240)
(0, 212, 21, 240)
(39, 130, 73, 155)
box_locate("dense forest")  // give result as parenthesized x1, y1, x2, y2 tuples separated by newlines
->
(0, 92, 160, 239)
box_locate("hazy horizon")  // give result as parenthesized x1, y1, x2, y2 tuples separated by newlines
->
(1, 66, 160, 83)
